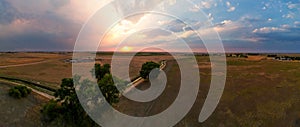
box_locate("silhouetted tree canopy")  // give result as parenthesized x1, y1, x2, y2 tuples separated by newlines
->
(42, 78, 95, 126)
(42, 63, 121, 127)
(92, 63, 111, 80)
(140, 61, 160, 79)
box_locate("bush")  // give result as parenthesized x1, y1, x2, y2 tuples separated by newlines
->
(9, 88, 22, 98)
(8, 86, 32, 99)
(41, 100, 62, 122)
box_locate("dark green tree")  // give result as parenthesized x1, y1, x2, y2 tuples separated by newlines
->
(98, 74, 121, 104)
(92, 63, 121, 104)
(92, 63, 111, 80)
(139, 61, 160, 79)
(41, 100, 62, 122)
(42, 64, 122, 126)
(42, 78, 95, 127)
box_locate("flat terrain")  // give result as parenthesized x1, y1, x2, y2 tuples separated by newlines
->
(1, 52, 300, 126)
(0, 81, 48, 127)
(0, 52, 72, 89)
(116, 55, 300, 127)
(0, 52, 173, 89)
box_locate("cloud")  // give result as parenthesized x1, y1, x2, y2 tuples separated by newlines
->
(178, 30, 196, 38)
(283, 12, 295, 19)
(189, 0, 217, 12)
(200, 0, 214, 9)
(267, 18, 272, 22)
(49, 0, 70, 8)
(111, 0, 177, 23)
(226, 1, 236, 12)
(189, 4, 200, 12)
(227, 6, 235, 12)
(0, 0, 21, 25)
(0, 0, 86, 51)
(252, 25, 300, 45)
(286, 2, 299, 9)
(208, 13, 214, 21)
(213, 20, 241, 32)
(240, 16, 264, 23)
(252, 27, 287, 34)
(1, 0, 300, 52)
(165, 19, 188, 32)
(141, 29, 172, 38)
(0, 29, 74, 51)
(295, 21, 300, 27)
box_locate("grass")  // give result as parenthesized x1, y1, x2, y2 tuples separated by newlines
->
(0, 81, 48, 127)
(116, 54, 300, 127)
(0, 52, 67, 66)
(0, 53, 174, 89)
(198, 56, 300, 127)
(1, 52, 300, 126)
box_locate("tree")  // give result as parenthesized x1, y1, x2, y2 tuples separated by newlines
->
(42, 78, 96, 127)
(92, 64, 111, 80)
(92, 63, 122, 104)
(98, 74, 121, 104)
(139, 61, 160, 79)
(42, 64, 122, 126)
(41, 100, 62, 122)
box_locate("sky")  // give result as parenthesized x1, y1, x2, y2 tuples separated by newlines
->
(0, 0, 300, 52)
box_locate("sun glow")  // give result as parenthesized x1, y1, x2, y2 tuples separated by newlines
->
(120, 46, 133, 52)
(102, 20, 137, 44)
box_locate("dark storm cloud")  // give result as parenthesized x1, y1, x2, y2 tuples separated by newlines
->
(0, 29, 75, 51)
(0, 0, 20, 24)
(0, 0, 81, 51)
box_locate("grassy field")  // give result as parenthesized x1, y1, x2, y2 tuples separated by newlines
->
(0, 52, 68, 66)
(0, 81, 48, 127)
(193, 56, 300, 127)
(116, 55, 300, 127)
(1, 52, 300, 126)
(0, 52, 174, 89)
(0, 53, 72, 89)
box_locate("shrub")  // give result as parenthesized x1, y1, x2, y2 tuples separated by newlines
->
(9, 88, 22, 98)
(41, 100, 62, 122)
(8, 86, 32, 99)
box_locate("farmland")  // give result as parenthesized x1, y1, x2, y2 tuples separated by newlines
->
(1, 52, 300, 126)
(0, 52, 174, 89)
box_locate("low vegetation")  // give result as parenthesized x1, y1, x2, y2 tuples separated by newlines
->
(8, 85, 32, 99)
